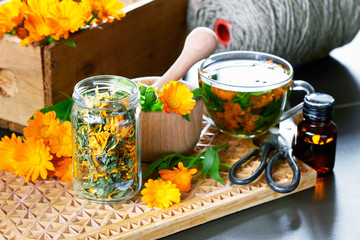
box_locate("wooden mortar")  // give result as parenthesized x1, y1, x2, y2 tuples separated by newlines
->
(134, 76, 204, 163)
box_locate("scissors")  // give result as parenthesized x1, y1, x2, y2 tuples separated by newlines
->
(228, 118, 300, 193)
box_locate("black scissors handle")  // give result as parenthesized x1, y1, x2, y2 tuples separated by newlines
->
(265, 150, 300, 193)
(229, 143, 273, 185)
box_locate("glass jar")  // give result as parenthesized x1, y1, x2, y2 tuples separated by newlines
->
(71, 75, 141, 203)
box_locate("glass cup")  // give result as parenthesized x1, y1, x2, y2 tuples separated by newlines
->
(198, 51, 314, 138)
(71, 75, 141, 203)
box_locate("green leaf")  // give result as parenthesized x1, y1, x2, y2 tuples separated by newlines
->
(149, 100, 163, 111)
(251, 91, 270, 96)
(192, 88, 209, 101)
(182, 114, 190, 122)
(208, 152, 224, 183)
(35, 98, 73, 122)
(138, 84, 164, 112)
(48, 36, 55, 44)
(143, 153, 182, 177)
(261, 100, 281, 117)
(60, 38, 76, 47)
(186, 154, 203, 169)
(202, 148, 216, 177)
(145, 91, 157, 105)
(143, 145, 230, 182)
(139, 85, 147, 96)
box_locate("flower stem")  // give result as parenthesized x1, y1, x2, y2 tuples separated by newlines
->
(220, 162, 232, 169)
(86, 15, 96, 25)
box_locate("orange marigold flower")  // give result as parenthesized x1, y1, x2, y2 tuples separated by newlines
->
(20, 11, 51, 46)
(0, 0, 26, 33)
(249, 92, 274, 109)
(46, 0, 90, 40)
(26, 0, 58, 15)
(211, 87, 237, 101)
(157, 81, 196, 115)
(272, 87, 287, 100)
(215, 101, 245, 131)
(159, 162, 197, 192)
(54, 157, 73, 183)
(49, 121, 72, 158)
(223, 100, 244, 116)
(23, 110, 60, 141)
(242, 109, 260, 133)
(85, 0, 126, 23)
(141, 179, 181, 209)
(0, 133, 23, 174)
(47, 156, 63, 178)
(15, 27, 28, 40)
(14, 138, 54, 182)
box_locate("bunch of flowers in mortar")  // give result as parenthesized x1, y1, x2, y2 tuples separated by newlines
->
(139, 80, 196, 120)
(0, 0, 126, 46)
(138, 80, 230, 209)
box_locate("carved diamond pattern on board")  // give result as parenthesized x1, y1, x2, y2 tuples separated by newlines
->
(0, 115, 317, 239)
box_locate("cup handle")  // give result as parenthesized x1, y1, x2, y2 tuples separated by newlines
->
(279, 80, 315, 122)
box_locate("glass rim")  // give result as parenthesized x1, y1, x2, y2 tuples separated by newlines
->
(73, 75, 139, 108)
(198, 50, 294, 92)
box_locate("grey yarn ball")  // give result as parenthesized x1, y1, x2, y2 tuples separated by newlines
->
(187, 0, 360, 65)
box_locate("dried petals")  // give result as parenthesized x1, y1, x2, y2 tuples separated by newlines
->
(211, 87, 237, 101)
(205, 84, 289, 135)
(72, 84, 139, 200)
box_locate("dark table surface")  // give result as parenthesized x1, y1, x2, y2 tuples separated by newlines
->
(162, 34, 360, 240)
(1, 34, 360, 240)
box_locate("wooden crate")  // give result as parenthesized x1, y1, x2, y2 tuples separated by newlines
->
(0, 0, 189, 132)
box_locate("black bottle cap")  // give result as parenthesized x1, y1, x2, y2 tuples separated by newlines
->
(303, 93, 335, 121)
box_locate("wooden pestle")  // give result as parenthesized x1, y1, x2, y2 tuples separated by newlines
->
(152, 27, 218, 89)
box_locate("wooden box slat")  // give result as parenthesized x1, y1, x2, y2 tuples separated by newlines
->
(0, 37, 44, 132)
(0, 0, 189, 131)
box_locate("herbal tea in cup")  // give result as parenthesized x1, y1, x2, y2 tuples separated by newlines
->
(198, 51, 314, 138)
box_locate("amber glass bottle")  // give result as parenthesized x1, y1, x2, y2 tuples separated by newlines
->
(294, 93, 337, 176)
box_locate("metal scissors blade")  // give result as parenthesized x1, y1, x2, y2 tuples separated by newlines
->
(229, 133, 277, 185)
(229, 117, 301, 193)
(265, 117, 301, 193)
(228, 137, 275, 185)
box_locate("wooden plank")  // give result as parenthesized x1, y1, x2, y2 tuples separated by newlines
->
(0, 36, 44, 127)
(0, 117, 317, 239)
(45, 0, 189, 104)
(114, 167, 316, 240)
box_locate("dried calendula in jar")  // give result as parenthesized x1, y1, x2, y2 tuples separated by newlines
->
(71, 75, 141, 203)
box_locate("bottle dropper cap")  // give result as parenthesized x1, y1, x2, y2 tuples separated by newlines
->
(303, 93, 335, 121)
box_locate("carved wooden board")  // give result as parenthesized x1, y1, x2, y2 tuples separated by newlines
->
(0, 117, 317, 239)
